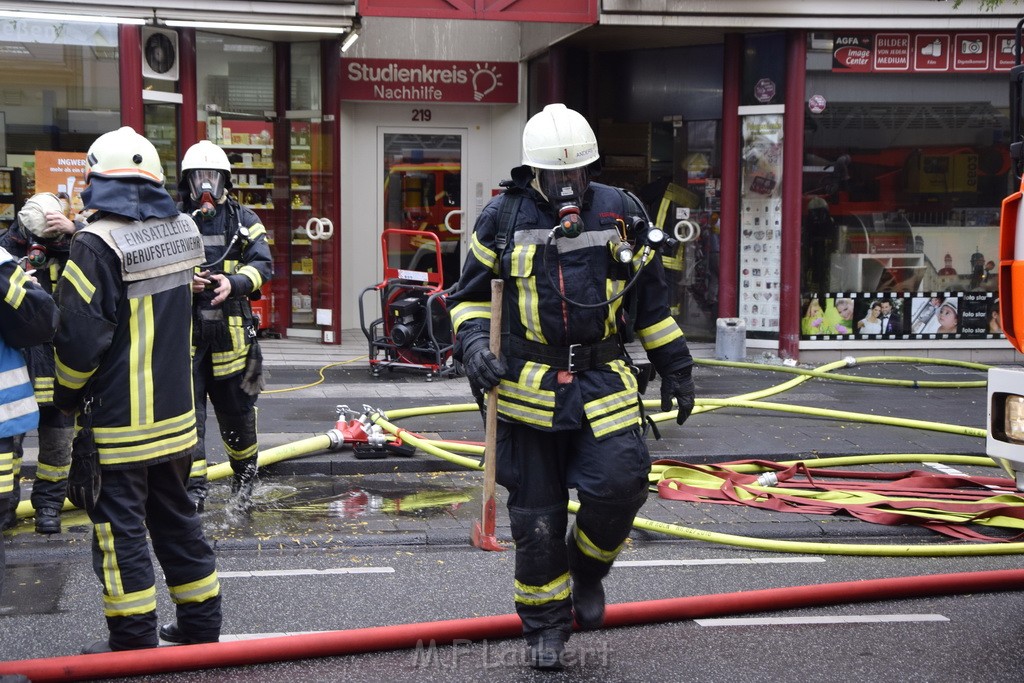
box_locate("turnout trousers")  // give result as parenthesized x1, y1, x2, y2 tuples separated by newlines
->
(187, 343, 259, 497)
(89, 454, 221, 650)
(8, 406, 74, 512)
(495, 419, 650, 643)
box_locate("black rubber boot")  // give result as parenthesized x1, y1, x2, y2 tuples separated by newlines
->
(159, 622, 219, 645)
(566, 525, 606, 630)
(528, 629, 567, 671)
(230, 457, 258, 511)
(34, 507, 61, 535)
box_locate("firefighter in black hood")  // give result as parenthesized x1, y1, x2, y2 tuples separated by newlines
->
(177, 140, 272, 512)
(52, 126, 221, 652)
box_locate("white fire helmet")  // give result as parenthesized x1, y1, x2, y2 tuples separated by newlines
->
(521, 103, 599, 170)
(86, 126, 164, 184)
(180, 141, 232, 202)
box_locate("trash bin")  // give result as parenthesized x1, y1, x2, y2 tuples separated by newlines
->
(715, 317, 746, 361)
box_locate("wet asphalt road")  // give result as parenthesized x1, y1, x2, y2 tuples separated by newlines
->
(3, 355, 1022, 681)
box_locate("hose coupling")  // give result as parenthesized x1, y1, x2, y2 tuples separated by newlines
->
(326, 428, 345, 450)
(844, 356, 857, 367)
(755, 471, 779, 487)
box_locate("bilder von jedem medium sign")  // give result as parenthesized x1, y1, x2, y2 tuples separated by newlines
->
(340, 58, 518, 104)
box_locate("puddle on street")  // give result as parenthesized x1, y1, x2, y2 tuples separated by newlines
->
(1, 562, 71, 615)
(200, 473, 481, 539)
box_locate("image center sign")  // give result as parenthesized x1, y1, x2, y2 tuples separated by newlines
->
(339, 58, 519, 104)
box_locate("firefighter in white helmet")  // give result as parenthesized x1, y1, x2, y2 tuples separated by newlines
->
(448, 104, 696, 670)
(177, 140, 272, 513)
(52, 126, 221, 652)
(0, 192, 81, 534)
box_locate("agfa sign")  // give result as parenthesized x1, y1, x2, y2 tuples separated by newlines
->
(340, 58, 519, 104)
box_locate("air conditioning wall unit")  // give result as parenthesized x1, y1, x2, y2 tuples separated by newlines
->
(141, 27, 179, 82)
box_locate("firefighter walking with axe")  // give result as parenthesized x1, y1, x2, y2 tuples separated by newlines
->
(448, 104, 696, 671)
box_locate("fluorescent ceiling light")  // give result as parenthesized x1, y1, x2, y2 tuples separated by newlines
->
(0, 9, 144, 25)
(164, 19, 348, 35)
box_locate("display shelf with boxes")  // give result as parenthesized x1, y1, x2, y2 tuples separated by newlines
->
(206, 116, 276, 210)
(0, 167, 23, 233)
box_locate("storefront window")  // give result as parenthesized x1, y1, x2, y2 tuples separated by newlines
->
(0, 18, 120, 226)
(801, 31, 1010, 341)
(195, 32, 275, 142)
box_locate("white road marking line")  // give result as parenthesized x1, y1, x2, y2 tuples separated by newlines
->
(614, 558, 826, 568)
(218, 567, 395, 578)
(924, 462, 1007, 491)
(695, 614, 949, 627)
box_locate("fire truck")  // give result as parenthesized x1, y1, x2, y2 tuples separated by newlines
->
(987, 19, 1024, 488)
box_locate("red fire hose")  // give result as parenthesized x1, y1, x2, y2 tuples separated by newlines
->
(2, 568, 1023, 681)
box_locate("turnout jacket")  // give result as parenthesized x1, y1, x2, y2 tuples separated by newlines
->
(182, 197, 272, 379)
(53, 212, 205, 468)
(448, 179, 693, 438)
(0, 219, 77, 406)
(0, 247, 58, 441)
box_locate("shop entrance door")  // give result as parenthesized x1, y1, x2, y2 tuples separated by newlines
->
(379, 129, 467, 290)
(284, 110, 339, 342)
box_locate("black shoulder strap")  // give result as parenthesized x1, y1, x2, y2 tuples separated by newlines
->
(495, 190, 523, 254)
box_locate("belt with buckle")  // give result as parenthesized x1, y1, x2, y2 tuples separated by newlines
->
(506, 335, 623, 372)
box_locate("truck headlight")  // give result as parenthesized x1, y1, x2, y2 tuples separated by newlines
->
(1006, 395, 1024, 443)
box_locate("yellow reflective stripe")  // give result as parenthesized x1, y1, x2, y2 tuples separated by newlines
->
(62, 260, 96, 304)
(55, 356, 94, 391)
(514, 572, 571, 605)
(212, 351, 247, 377)
(0, 449, 12, 495)
(469, 232, 497, 273)
(246, 223, 267, 241)
(236, 264, 264, 291)
(95, 522, 124, 597)
(5, 267, 30, 309)
(34, 376, 54, 403)
(226, 442, 258, 459)
(497, 401, 554, 428)
(127, 298, 155, 425)
(449, 301, 491, 333)
(103, 585, 157, 618)
(638, 317, 684, 350)
(97, 431, 198, 465)
(662, 251, 684, 271)
(93, 411, 197, 444)
(514, 252, 546, 344)
(189, 457, 208, 478)
(520, 361, 546, 389)
(168, 570, 220, 605)
(35, 461, 70, 482)
(574, 526, 623, 565)
(604, 279, 625, 339)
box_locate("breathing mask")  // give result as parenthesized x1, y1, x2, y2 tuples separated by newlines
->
(537, 168, 589, 238)
(188, 169, 226, 219)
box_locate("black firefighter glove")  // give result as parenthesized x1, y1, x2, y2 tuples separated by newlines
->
(462, 333, 506, 396)
(660, 367, 696, 426)
(239, 333, 265, 397)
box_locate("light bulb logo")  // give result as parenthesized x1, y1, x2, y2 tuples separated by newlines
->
(471, 63, 502, 102)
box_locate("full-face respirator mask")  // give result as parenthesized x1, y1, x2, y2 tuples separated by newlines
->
(536, 167, 589, 239)
(188, 169, 226, 219)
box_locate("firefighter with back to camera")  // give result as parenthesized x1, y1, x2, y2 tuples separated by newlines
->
(52, 126, 221, 652)
(448, 103, 696, 671)
(0, 192, 81, 534)
(177, 140, 272, 513)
